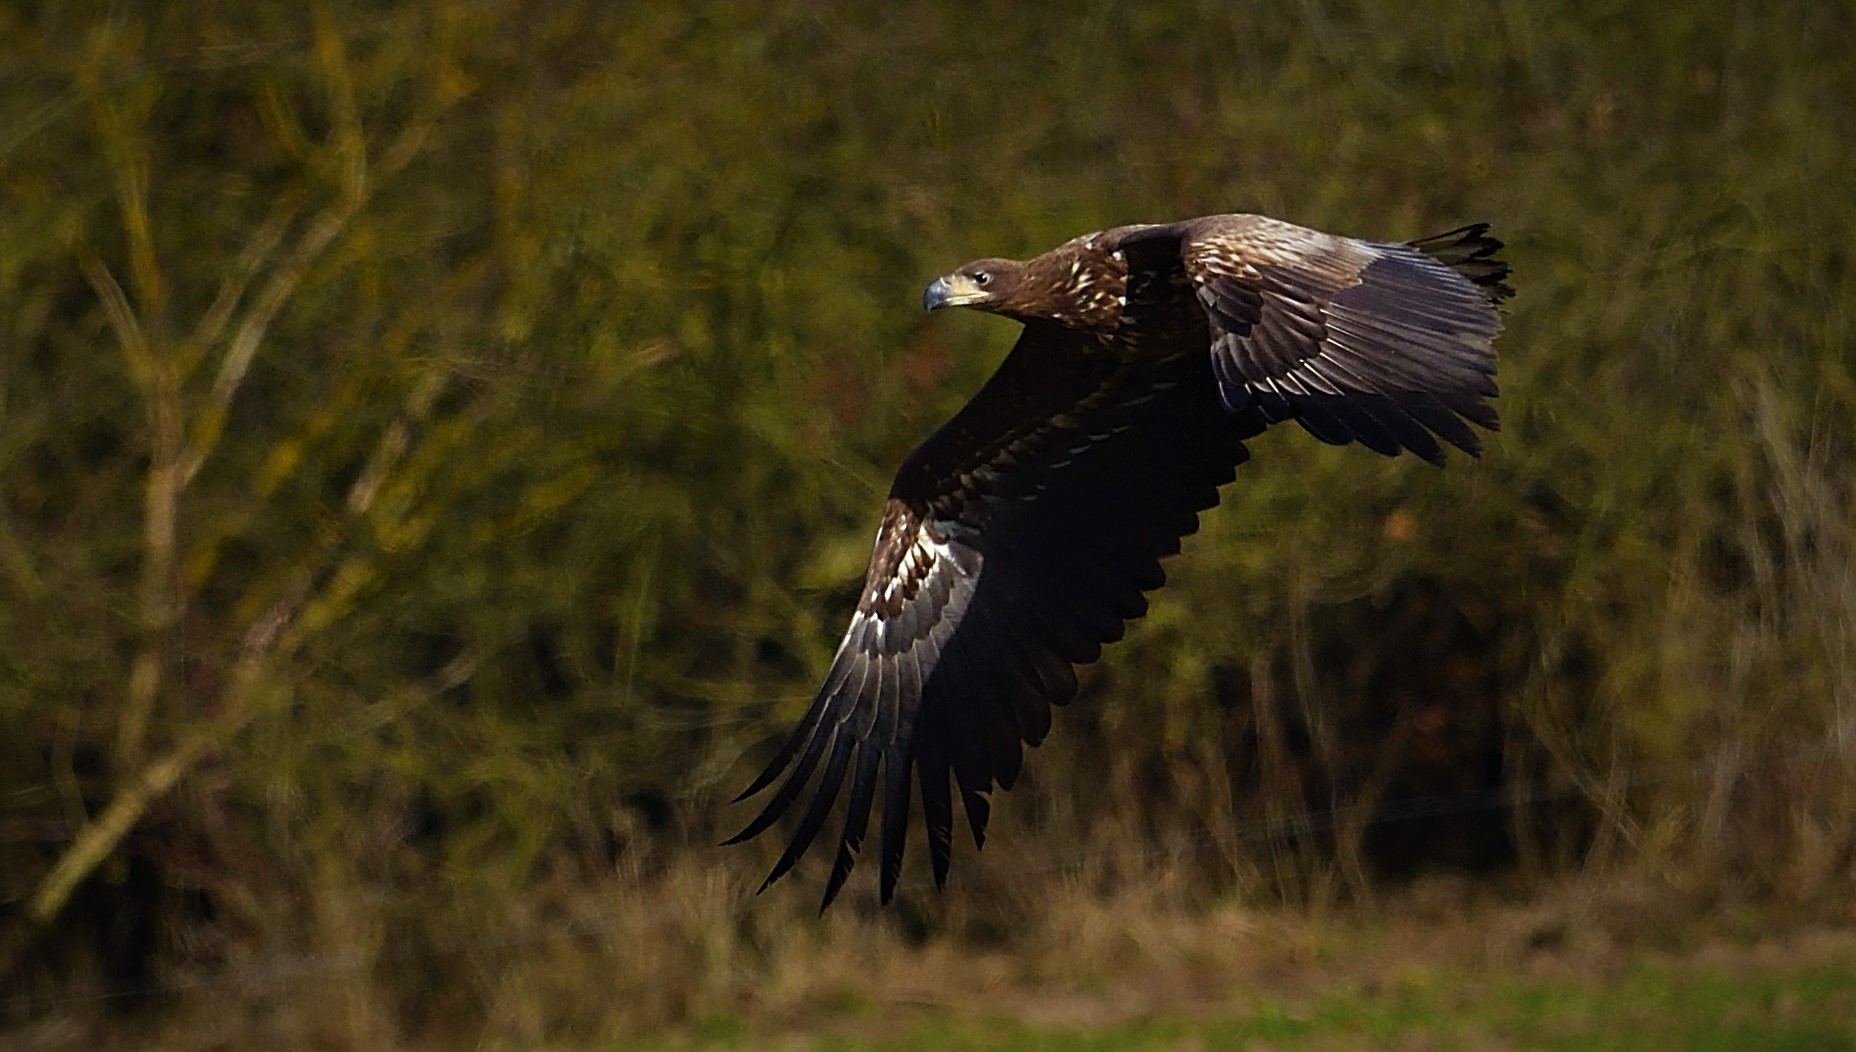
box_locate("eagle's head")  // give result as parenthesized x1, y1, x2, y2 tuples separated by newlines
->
(924, 245, 1129, 330)
(921, 258, 1028, 316)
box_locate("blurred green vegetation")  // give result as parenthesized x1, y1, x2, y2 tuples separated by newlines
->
(2, 0, 1853, 1045)
(653, 949, 1856, 1052)
(653, 957, 1856, 1052)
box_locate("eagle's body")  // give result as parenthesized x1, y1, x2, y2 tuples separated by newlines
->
(729, 214, 1512, 910)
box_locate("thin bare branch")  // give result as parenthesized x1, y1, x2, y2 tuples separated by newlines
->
(313, 4, 369, 203)
(28, 719, 222, 927)
(82, 253, 184, 770)
(378, 119, 434, 178)
(347, 370, 449, 515)
(178, 197, 363, 489)
(25, 586, 304, 930)
(78, 255, 151, 386)
(80, 51, 166, 330)
(190, 202, 300, 361)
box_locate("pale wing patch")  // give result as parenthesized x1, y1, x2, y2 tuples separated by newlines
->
(726, 500, 983, 910)
(1184, 214, 1383, 289)
(865, 512, 981, 672)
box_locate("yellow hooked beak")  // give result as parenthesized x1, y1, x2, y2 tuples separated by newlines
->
(922, 273, 989, 311)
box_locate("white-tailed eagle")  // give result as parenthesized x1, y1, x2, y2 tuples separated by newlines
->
(728, 215, 1512, 911)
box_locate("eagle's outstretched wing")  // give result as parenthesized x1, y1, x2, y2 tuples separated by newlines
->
(727, 322, 1260, 910)
(1180, 217, 1509, 464)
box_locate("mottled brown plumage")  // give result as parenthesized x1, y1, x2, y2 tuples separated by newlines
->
(728, 214, 1512, 910)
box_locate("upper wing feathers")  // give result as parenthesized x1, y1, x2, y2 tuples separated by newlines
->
(1181, 215, 1508, 464)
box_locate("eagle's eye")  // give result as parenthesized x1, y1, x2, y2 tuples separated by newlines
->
(974, 271, 992, 287)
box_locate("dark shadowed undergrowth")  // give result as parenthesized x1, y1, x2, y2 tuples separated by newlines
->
(1, 0, 1852, 1046)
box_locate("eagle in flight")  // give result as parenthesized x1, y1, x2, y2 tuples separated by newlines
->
(728, 214, 1512, 911)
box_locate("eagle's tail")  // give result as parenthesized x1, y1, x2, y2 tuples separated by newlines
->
(1408, 224, 1514, 303)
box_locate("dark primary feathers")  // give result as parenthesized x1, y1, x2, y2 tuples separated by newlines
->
(729, 214, 1512, 911)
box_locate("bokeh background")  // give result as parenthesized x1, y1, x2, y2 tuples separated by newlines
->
(3, 1, 1853, 1047)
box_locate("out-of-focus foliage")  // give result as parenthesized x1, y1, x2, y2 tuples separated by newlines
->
(1, 0, 1852, 1042)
